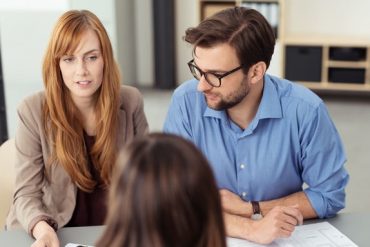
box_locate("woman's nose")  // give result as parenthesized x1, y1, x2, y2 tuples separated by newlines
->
(76, 60, 88, 76)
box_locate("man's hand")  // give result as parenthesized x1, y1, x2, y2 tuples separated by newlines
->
(220, 189, 250, 216)
(224, 205, 303, 245)
(248, 206, 303, 244)
(220, 189, 317, 220)
(31, 221, 60, 247)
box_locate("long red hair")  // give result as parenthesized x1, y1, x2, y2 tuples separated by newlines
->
(42, 10, 120, 191)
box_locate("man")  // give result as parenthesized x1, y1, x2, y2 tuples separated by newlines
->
(163, 7, 349, 244)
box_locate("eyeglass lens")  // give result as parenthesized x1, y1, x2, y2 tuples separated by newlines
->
(190, 64, 220, 87)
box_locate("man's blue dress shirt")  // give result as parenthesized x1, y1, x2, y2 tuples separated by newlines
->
(163, 74, 349, 218)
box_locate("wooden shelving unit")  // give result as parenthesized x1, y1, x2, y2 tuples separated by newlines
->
(283, 36, 370, 93)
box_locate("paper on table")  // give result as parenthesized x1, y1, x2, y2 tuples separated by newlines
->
(65, 243, 94, 247)
(227, 222, 358, 247)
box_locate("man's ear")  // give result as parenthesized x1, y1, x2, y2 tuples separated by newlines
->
(248, 61, 267, 85)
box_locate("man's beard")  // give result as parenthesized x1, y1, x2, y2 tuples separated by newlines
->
(205, 81, 249, 111)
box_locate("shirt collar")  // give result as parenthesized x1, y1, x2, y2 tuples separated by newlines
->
(203, 75, 282, 121)
(204, 104, 228, 120)
(256, 75, 282, 120)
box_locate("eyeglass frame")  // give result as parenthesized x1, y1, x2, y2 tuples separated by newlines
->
(187, 59, 244, 88)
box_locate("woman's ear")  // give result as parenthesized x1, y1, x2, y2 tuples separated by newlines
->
(248, 61, 266, 85)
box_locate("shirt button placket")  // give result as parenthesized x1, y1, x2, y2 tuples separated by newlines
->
(239, 163, 247, 199)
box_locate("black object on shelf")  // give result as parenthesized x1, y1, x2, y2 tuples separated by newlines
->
(329, 47, 367, 61)
(0, 44, 8, 145)
(153, 0, 176, 89)
(328, 68, 366, 84)
(285, 45, 322, 82)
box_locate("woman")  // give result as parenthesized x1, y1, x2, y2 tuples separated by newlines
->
(96, 133, 226, 247)
(6, 10, 148, 246)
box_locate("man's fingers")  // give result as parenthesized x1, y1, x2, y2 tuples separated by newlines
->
(282, 206, 303, 225)
(280, 220, 296, 232)
(278, 228, 294, 238)
(280, 212, 299, 226)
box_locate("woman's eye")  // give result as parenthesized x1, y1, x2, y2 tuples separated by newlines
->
(63, 57, 74, 63)
(87, 56, 98, 61)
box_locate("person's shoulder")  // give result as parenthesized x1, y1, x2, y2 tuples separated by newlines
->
(119, 85, 143, 110)
(18, 91, 45, 114)
(120, 85, 141, 98)
(172, 79, 201, 99)
(269, 75, 323, 108)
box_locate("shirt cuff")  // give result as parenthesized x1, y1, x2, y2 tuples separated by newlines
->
(304, 189, 326, 218)
(28, 215, 58, 236)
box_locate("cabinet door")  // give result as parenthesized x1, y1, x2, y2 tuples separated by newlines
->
(328, 68, 366, 84)
(285, 45, 322, 82)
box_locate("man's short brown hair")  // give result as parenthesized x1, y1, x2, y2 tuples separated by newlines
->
(185, 7, 275, 72)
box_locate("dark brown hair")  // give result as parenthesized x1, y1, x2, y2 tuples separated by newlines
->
(96, 133, 226, 247)
(185, 7, 275, 71)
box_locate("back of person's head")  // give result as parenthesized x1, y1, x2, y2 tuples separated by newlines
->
(97, 133, 226, 247)
(185, 7, 275, 72)
(42, 9, 121, 191)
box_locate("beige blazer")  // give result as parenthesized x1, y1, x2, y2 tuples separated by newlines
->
(6, 86, 148, 234)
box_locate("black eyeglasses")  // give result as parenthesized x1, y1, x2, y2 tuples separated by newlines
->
(187, 59, 243, 87)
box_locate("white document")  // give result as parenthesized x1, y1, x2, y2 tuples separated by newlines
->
(227, 222, 358, 247)
(65, 243, 94, 247)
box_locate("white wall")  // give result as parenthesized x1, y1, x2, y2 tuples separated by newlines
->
(134, 0, 154, 87)
(175, 0, 199, 85)
(115, 0, 137, 86)
(69, 0, 118, 55)
(285, 0, 370, 38)
(0, 1, 67, 137)
(0, 0, 67, 11)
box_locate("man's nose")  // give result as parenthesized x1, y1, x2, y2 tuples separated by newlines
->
(197, 75, 213, 92)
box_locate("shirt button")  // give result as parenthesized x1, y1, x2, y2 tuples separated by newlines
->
(241, 192, 247, 197)
(240, 164, 246, 169)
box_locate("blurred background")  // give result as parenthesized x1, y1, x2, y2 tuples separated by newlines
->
(0, 0, 369, 216)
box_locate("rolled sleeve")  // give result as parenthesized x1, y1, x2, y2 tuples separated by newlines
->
(301, 103, 349, 218)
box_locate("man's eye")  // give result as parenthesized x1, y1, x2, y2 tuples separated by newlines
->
(212, 73, 223, 77)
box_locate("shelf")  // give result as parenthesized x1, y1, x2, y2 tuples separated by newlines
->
(284, 41, 370, 93)
(325, 61, 368, 69)
(284, 35, 370, 47)
(298, 82, 370, 93)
